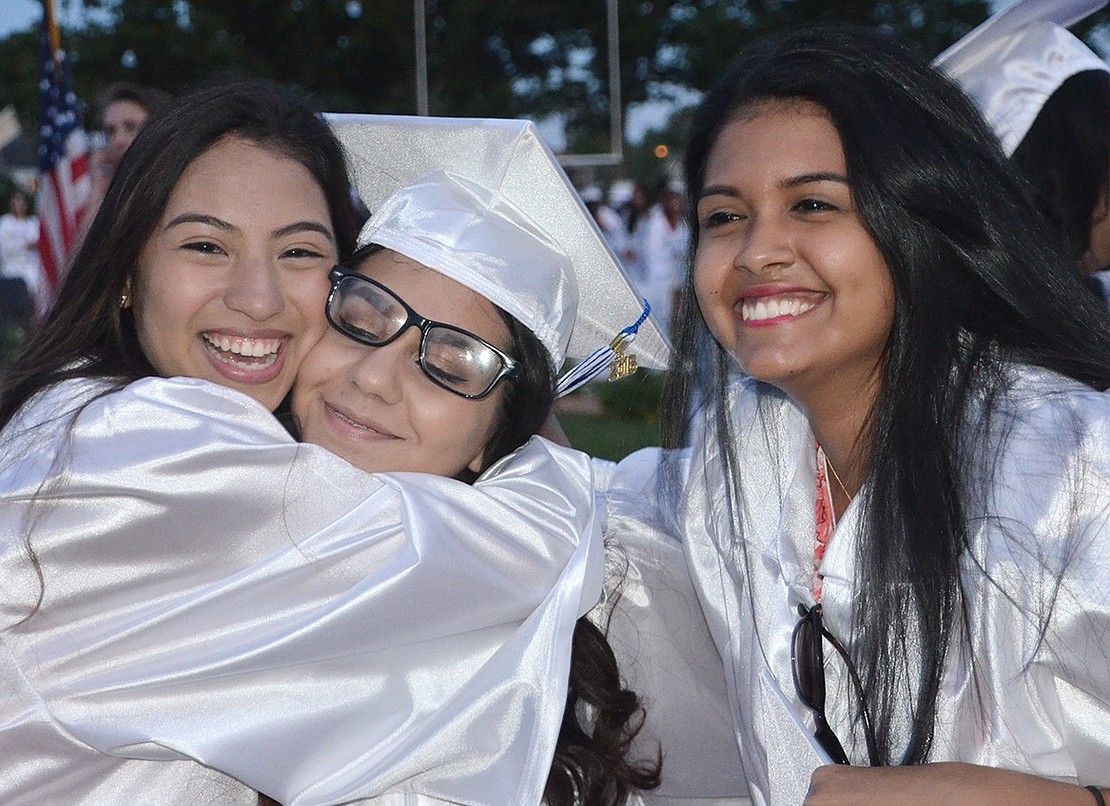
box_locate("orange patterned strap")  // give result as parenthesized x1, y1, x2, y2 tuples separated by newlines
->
(814, 444, 837, 602)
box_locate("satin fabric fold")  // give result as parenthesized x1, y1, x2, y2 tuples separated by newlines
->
(595, 449, 750, 804)
(0, 376, 602, 805)
(680, 365, 1110, 805)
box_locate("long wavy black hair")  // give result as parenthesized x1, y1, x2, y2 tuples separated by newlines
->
(0, 78, 359, 430)
(662, 24, 1110, 765)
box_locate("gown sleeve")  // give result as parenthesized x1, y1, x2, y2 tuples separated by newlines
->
(595, 447, 750, 803)
(967, 377, 1110, 783)
(0, 376, 601, 806)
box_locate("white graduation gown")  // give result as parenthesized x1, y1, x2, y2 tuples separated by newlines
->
(593, 450, 751, 805)
(680, 367, 1110, 806)
(0, 376, 603, 806)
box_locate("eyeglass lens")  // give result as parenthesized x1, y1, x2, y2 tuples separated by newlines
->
(792, 604, 852, 765)
(328, 273, 510, 398)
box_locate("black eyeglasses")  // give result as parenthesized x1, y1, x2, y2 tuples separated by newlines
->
(325, 266, 521, 400)
(791, 603, 880, 766)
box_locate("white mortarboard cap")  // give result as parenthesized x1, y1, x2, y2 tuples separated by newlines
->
(326, 114, 671, 382)
(935, 0, 1109, 155)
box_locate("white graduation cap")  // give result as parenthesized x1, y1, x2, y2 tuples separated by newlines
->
(326, 114, 672, 394)
(935, 0, 1109, 155)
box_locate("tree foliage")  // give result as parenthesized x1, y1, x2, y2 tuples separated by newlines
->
(2, 0, 1106, 177)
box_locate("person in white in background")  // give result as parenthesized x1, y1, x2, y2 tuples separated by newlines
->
(641, 184, 689, 337)
(581, 185, 628, 258)
(619, 181, 655, 291)
(0, 189, 46, 318)
(936, 0, 1110, 296)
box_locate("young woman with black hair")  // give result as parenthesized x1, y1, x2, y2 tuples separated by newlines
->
(279, 241, 662, 806)
(656, 23, 1110, 806)
(1013, 70, 1110, 280)
(937, 0, 1110, 293)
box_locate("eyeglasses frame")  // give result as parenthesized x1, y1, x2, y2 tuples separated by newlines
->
(325, 266, 521, 400)
(790, 602, 881, 767)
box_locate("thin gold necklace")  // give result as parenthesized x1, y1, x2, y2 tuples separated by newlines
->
(824, 453, 853, 501)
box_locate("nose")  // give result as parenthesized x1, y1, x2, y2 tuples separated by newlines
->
(347, 327, 421, 405)
(734, 213, 794, 274)
(223, 255, 285, 321)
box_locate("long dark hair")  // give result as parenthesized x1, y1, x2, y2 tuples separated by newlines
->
(1010, 69, 1110, 271)
(663, 24, 1110, 765)
(0, 78, 358, 429)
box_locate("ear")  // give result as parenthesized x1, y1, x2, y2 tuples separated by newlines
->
(1092, 179, 1110, 225)
(466, 449, 487, 476)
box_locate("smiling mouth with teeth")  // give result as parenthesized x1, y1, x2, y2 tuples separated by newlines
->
(202, 333, 282, 368)
(741, 296, 819, 322)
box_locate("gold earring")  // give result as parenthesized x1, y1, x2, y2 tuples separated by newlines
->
(120, 292, 130, 308)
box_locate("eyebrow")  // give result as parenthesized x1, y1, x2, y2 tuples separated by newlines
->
(164, 213, 234, 232)
(700, 171, 850, 200)
(274, 221, 335, 242)
(164, 214, 335, 242)
(783, 171, 849, 188)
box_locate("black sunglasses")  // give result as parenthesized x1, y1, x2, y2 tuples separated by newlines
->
(790, 602, 880, 766)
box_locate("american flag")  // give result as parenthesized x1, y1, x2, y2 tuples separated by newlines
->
(37, 0, 90, 300)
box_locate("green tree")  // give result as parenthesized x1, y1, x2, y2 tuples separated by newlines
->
(4, 0, 1107, 160)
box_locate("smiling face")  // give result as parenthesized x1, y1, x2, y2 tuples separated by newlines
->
(131, 136, 337, 410)
(693, 100, 895, 409)
(292, 249, 510, 478)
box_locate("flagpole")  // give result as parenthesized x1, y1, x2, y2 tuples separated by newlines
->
(44, 0, 61, 60)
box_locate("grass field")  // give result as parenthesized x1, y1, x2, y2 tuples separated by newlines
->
(557, 370, 664, 461)
(560, 411, 659, 462)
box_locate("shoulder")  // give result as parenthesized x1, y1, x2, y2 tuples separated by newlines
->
(969, 365, 1110, 565)
(83, 376, 293, 444)
(984, 365, 1110, 456)
(480, 435, 595, 486)
(2, 376, 112, 444)
(2, 376, 294, 473)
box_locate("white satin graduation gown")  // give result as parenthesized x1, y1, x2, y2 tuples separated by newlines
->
(680, 366, 1110, 806)
(0, 376, 603, 806)
(593, 450, 751, 805)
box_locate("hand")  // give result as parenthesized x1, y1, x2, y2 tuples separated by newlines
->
(804, 763, 1098, 806)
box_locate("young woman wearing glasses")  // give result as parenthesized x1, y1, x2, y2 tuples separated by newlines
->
(0, 87, 665, 804)
(652, 23, 1110, 806)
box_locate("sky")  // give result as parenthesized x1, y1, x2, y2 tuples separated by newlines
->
(0, 0, 94, 38)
